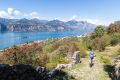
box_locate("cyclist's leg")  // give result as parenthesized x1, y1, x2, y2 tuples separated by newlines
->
(89, 58, 92, 67)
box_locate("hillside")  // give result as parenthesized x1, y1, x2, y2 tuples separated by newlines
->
(0, 22, 120, 80)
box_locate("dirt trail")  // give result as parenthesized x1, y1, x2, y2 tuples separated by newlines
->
(64, 45, 120, 80)
(64, 54, 112, 80)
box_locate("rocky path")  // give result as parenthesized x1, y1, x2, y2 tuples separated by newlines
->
(64, 53, 112, 80)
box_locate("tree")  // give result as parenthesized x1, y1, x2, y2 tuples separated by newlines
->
(107, 21, 120, 34)
(91, 25, 105, 39)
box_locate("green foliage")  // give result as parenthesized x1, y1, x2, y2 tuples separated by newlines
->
(101, 34, 111, 46)
(81, 36, 92, 50)
(80, 34, 111, 51)
(1, 43, 43, 65)
(91, 37, 106, 51)
(110, 33, 120, 46)
(107, 22, 120, 34)
(43, 44, 54, 53)
(66, 36, 79, 42)
(74, 42, 87, 58)
(43, 38, 59, 46)
(100, 56, 111, 65)
(59, 45, 69, 56)
(91, 25, 105, 39)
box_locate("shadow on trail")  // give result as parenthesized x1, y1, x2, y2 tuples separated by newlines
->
(103, 64, 115, 80)
(89, 63, 94, 68)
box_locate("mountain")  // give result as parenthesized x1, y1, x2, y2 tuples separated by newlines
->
(44, 20, 72, 32)
(0, 23, 7, 32)
(0, 18, 18, 24)
(66, 20, 79, 27)
(66, 20, 96, 30)
(0, 18, 96, 32)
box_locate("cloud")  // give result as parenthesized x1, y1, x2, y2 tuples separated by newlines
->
(7, 8, 14, 15)
(30, 12, 38, 16)
(0, 8, 40, 19)
(14, 10, 21, 16)
(69, 15, 99, 24)
(0, 8, 22, 19)
(82, 19, 99, 24)
(70, 15, 78, 20)
(29, 12, 40, 19)
(23, 14, 29, 17)
(0, 11, 9, 18)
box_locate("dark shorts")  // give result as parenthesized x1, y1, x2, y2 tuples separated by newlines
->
(90, 57, 94, 60)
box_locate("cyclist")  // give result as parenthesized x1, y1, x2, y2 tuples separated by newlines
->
(89, 49, 95, 67)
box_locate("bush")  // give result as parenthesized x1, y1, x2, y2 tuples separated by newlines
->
(59, 45, 69, 56)
(107, 21, 120, 34)
(43, 44, 54, 53)
(74, 42, 87, 58)
(81, 36, 93, 50)
(110, 33, 120, 46)
(101, 34, 111, 46)
(91, 37, 106, 51)
(32, 53, 49, 67)
(91, 25, 105, 39)
(45, 63, 57, 70)
(1, 43, 43, 65)
(100, 56, 111, 65)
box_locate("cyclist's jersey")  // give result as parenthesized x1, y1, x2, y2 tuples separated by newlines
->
(89, 51, 94, 60)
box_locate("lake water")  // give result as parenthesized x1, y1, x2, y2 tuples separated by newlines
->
(0, 29, 91, 50)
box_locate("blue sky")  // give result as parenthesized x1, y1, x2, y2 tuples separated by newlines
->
(0, 0, 120, 25)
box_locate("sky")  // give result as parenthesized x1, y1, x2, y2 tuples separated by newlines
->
(0, 0, 120, 25)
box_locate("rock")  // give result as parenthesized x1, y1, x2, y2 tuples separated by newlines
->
(48, 69, 57, 78)
(67, 63, 74, 68)
(36, 66, 45, 74)
(55, 64, 68, 70)
(71, 51, 80, 64)
(0, 64, 43, 80)
(112, 58, 120, 80)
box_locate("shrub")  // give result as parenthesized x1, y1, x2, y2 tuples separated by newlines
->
(107, 21, 120, 34)
(43, 44, 54, 53)
(1, 43, 43, 65)
(81, 36, 92, 50)
(74, 42, 87, 58)
(45, 63, 57, 70)
(91, 25, 105, 39)
(91, 37, 106, 51)
(100, 56, 111, 65)
(110, 33, 120, 46)
(59, 45, 69, 56)
(32, 53, 49, 67)
(101, 34, 111, 46)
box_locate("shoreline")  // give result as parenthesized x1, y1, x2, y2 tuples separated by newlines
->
(0, 34, 88, 54)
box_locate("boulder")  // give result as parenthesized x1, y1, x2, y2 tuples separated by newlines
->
(71, 51, 80, 64)
(112, 58, 120, 80)
(0, 64, 42, 80)
(55, 64, 68, 70)
(36, 66, 45, 74)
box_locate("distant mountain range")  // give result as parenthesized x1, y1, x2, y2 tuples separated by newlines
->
(0, 18, 96, 32)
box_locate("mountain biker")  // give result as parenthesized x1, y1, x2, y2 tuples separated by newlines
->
(89, 49, 95, 67)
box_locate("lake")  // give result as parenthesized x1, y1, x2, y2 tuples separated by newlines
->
(0, 29, 91, 50)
